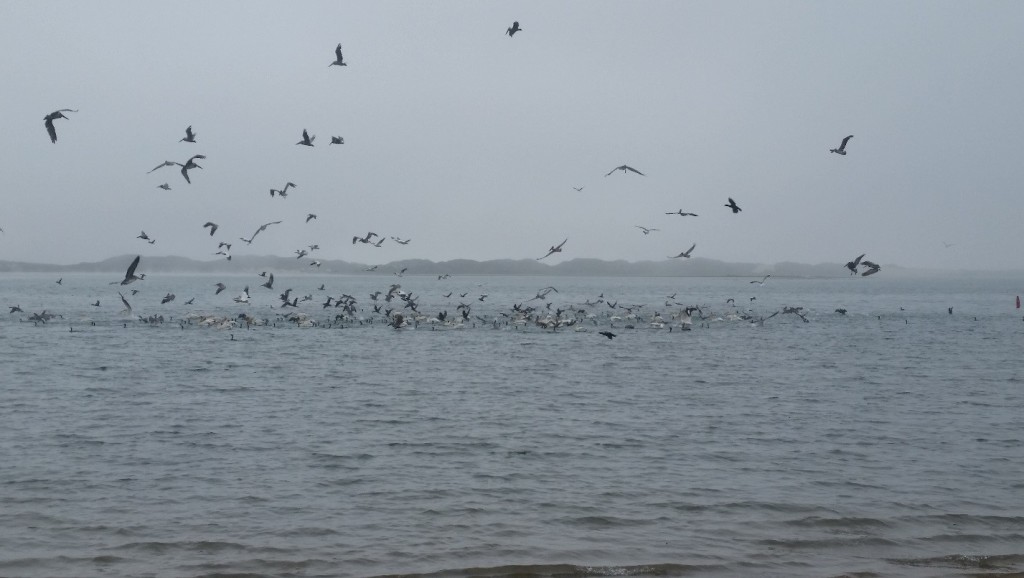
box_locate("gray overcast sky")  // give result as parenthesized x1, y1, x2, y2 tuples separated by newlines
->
(1, 1, 1022, 270)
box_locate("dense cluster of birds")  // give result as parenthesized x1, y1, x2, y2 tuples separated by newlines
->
(17, 23, 890, 339)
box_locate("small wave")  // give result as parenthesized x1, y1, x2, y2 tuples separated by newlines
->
(372, 562, 721, 578)
(782, 515, 890, 529)
(887, 553, 1024, 571)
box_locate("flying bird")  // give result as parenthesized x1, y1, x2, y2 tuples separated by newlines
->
(666, 209, 698, 216)
(270, 182, 296, 198)
(296, 129, 315, 146)
(725, 197, 742, 213)
(605, 164, 645, 177)
(830, 135, 854, 155)
(330, 136, 344, 145)
(9, 305, 23, 313)
(215, 283, 227, 295)
(203, 222, 218, 236)
(306, 214, 317, 223)
(537, 239, 567, 260)
(118, 292, 132, 315)
(635, 226, 659, 235)
(352, 231, 379, 245)
(573, 186, 584, 192)
(120, 256, 142, 285)
(44, 109, 77, 143)
(750, 274, 771, 285)
(598, 331, 616, 340)
(669, 243, 696, 259)
(262, 274, 274, 289)
(845, 254, 865, 275)
(391, 237, 411, 245)
(234, 286, 250, 303)
(329, 43, 347, 67)
(180, 125, 197, 143)
(240, 220, 283, 244)
(148, 154, 205, 184)
(506, 21, 522, 36)
(157, 183, 171, 191)
(161, 293, 176, 304)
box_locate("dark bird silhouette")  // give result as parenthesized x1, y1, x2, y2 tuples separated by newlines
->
(118, 292, 132, 314)
(157, 183, 171, 191)
(296, 129, 315, 146)
(240, 220, 282, 244)
(506, 21, 522, 36)
(725, 197, 742, 213)
(329, 43, 347, 67)
(750, 274, 771, 285)
(161, 293, 175, 304)
(330, 136, 344, 145)
(605, 164, 645, 177)
(537, 238, 567, 260)
(180, 125, 197, 143)
(352, 231, 379, 245)
(845, 253, 865, 275)
(669, 243, 696, 259)
(830, 135, 854, 155)
(270, 182, 297, 197)
(573, 186, 584, 192)
(666, 209, 698, 216)
(598, 331, 616, 340)
(635, 226, 659, 235)
(148, 154, 205, 184)
(215, 283, 227, 295)
(203, 222, 218, 236)
(262, 273, 274, 290)
(184, 297, 195, 305)
(137, 231, 154, 243)
(44, 109, 77, 143)
(56, 278, 62, 285)
(9, 305, 23, 313)
(391, 237, 411, 245)
(306, 213, 317, 223)
(120, 256, 142, 285)
(91, 300, 100, 307)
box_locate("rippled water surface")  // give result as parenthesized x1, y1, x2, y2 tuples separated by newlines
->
(1, 273, 1023, 578)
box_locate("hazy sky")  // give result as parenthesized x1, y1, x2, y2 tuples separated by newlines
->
(1, 1, 1022, 270)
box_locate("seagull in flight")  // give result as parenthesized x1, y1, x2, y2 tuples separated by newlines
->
(537, 239, 567, 260)
(148, 154, 205, 184)
(120, 256, 142, 285)
(573, 186, 584, 192)
(203, 222, 218, 236)
(329, 43, 347, 67)
(330, 136, 344, 145)
(725, 197, 742, 213)
(270, 182, 296, 198)
(161, 293, 176, 304)
(666, 209, 698, 216)
(830, 135, 853, 155)
(306, 214, 317, 223)
(605, 164, 645, 177)
(262, 273, 274, 289)
(845, 253, 865, 275)
(750, 274, 771, 285)
(234, 286, 250, 304)
(352, 231, 379, 245)
(137, 231, 155, 244)
(239, 220, 283, 245)
(635, 226, 659, 235)
(215, 283, 227, 295)
(506, 21, 522, 36)
(296, 129, 315, 146)
(669, 243, 696, 259)
(44, 109, 78, 143)
(180, 125, 197, 143)
(118, 292, 132, 315)
(390, 236, 411, 245)
(157, 183, 171, 191)
(860, 260, 881, 277)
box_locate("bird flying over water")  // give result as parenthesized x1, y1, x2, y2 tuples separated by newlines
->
(352, 231, 379, 245)
(330, 136, 344, 145)
(605, 164, 645, 177)
(240, 220, 283, 244)
(598, 331, 616, 340)
(573, 186, 584, 192)
(161, 293, 175, 304)
(666, 209, 698, 216)
(296, 129, 315, 146)
(157, 183, 171, 191)
(203, 222, 218, 236)
(306, 214, 317, 223)
(725, 197, 742, 213)
(669, 243, 696, 259)
(845, 253, 865, 275)
(537, 239, 567, 260)
(635, 226, 659, 235)
(750, 274, 771, 285)
(234, 286, 250, 303)
(149, 154, 205, 184)
(120, 255, 142, 285)
(830, 135, 853, 155)
(44, 109, 77, 143)
(215, 283, 227, 295)
(137, 231, 155, 244)
(262, 274, 274, 290)
(391, 237, 411, 245)
(118, 292, 132, 315)
(330, 43, 347, 67)
(180, 125, 196, 143)
(506, 21, 522, 36)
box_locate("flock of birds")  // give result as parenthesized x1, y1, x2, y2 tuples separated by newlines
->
(16, 26, 884, 339)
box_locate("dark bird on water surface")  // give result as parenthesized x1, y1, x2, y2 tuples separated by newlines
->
(44, 109, 78, 143)
(91, 300, 100, 307)
(725, 197, 742, 213)
(605, 164, 645, 177)
(669, 243, 696, 259)
(830, 135, 853, 155)
(599, 331, 616, 340)
(330, 43, 347, 67)
(296, 129, 315, 146)
(203, 222, 218, 236)
(180, 125, 197, 143)
(506, 21, 522, 36)
(537, 238, 567, 260)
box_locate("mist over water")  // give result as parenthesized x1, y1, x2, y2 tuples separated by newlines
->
(1, 274, 1022, 578)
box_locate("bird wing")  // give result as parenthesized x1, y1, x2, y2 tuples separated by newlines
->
(624, 165, 645, 176)
(148, 161, 175, 173)
(124, 255, 140, 279)
(180, 164, 191, 183)
(302, 129, 310, 141)
(605, 166, 621, 176)
(44, 118, 58, 143)
(554, 238, 567, 250)
(686, 243, 696, 255)
(840, 135, 853, 149)
(336, 43, 343, 60)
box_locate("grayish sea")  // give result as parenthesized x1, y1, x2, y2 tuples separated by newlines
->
(1, 273, 1023, 578)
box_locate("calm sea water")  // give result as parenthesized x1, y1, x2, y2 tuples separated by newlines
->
(1, 272, 1023, 578)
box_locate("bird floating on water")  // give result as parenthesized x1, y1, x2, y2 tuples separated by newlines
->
(725, 197, 742, 213)
(537, 239, 567, 260)
(329, 44, 347, 67)
(605, 164, 645, 177)
(830, 135, 853, 155)
(44, 109, 78, 143)
(180, 125, 196, 143)
(506, 21, 522, 37)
